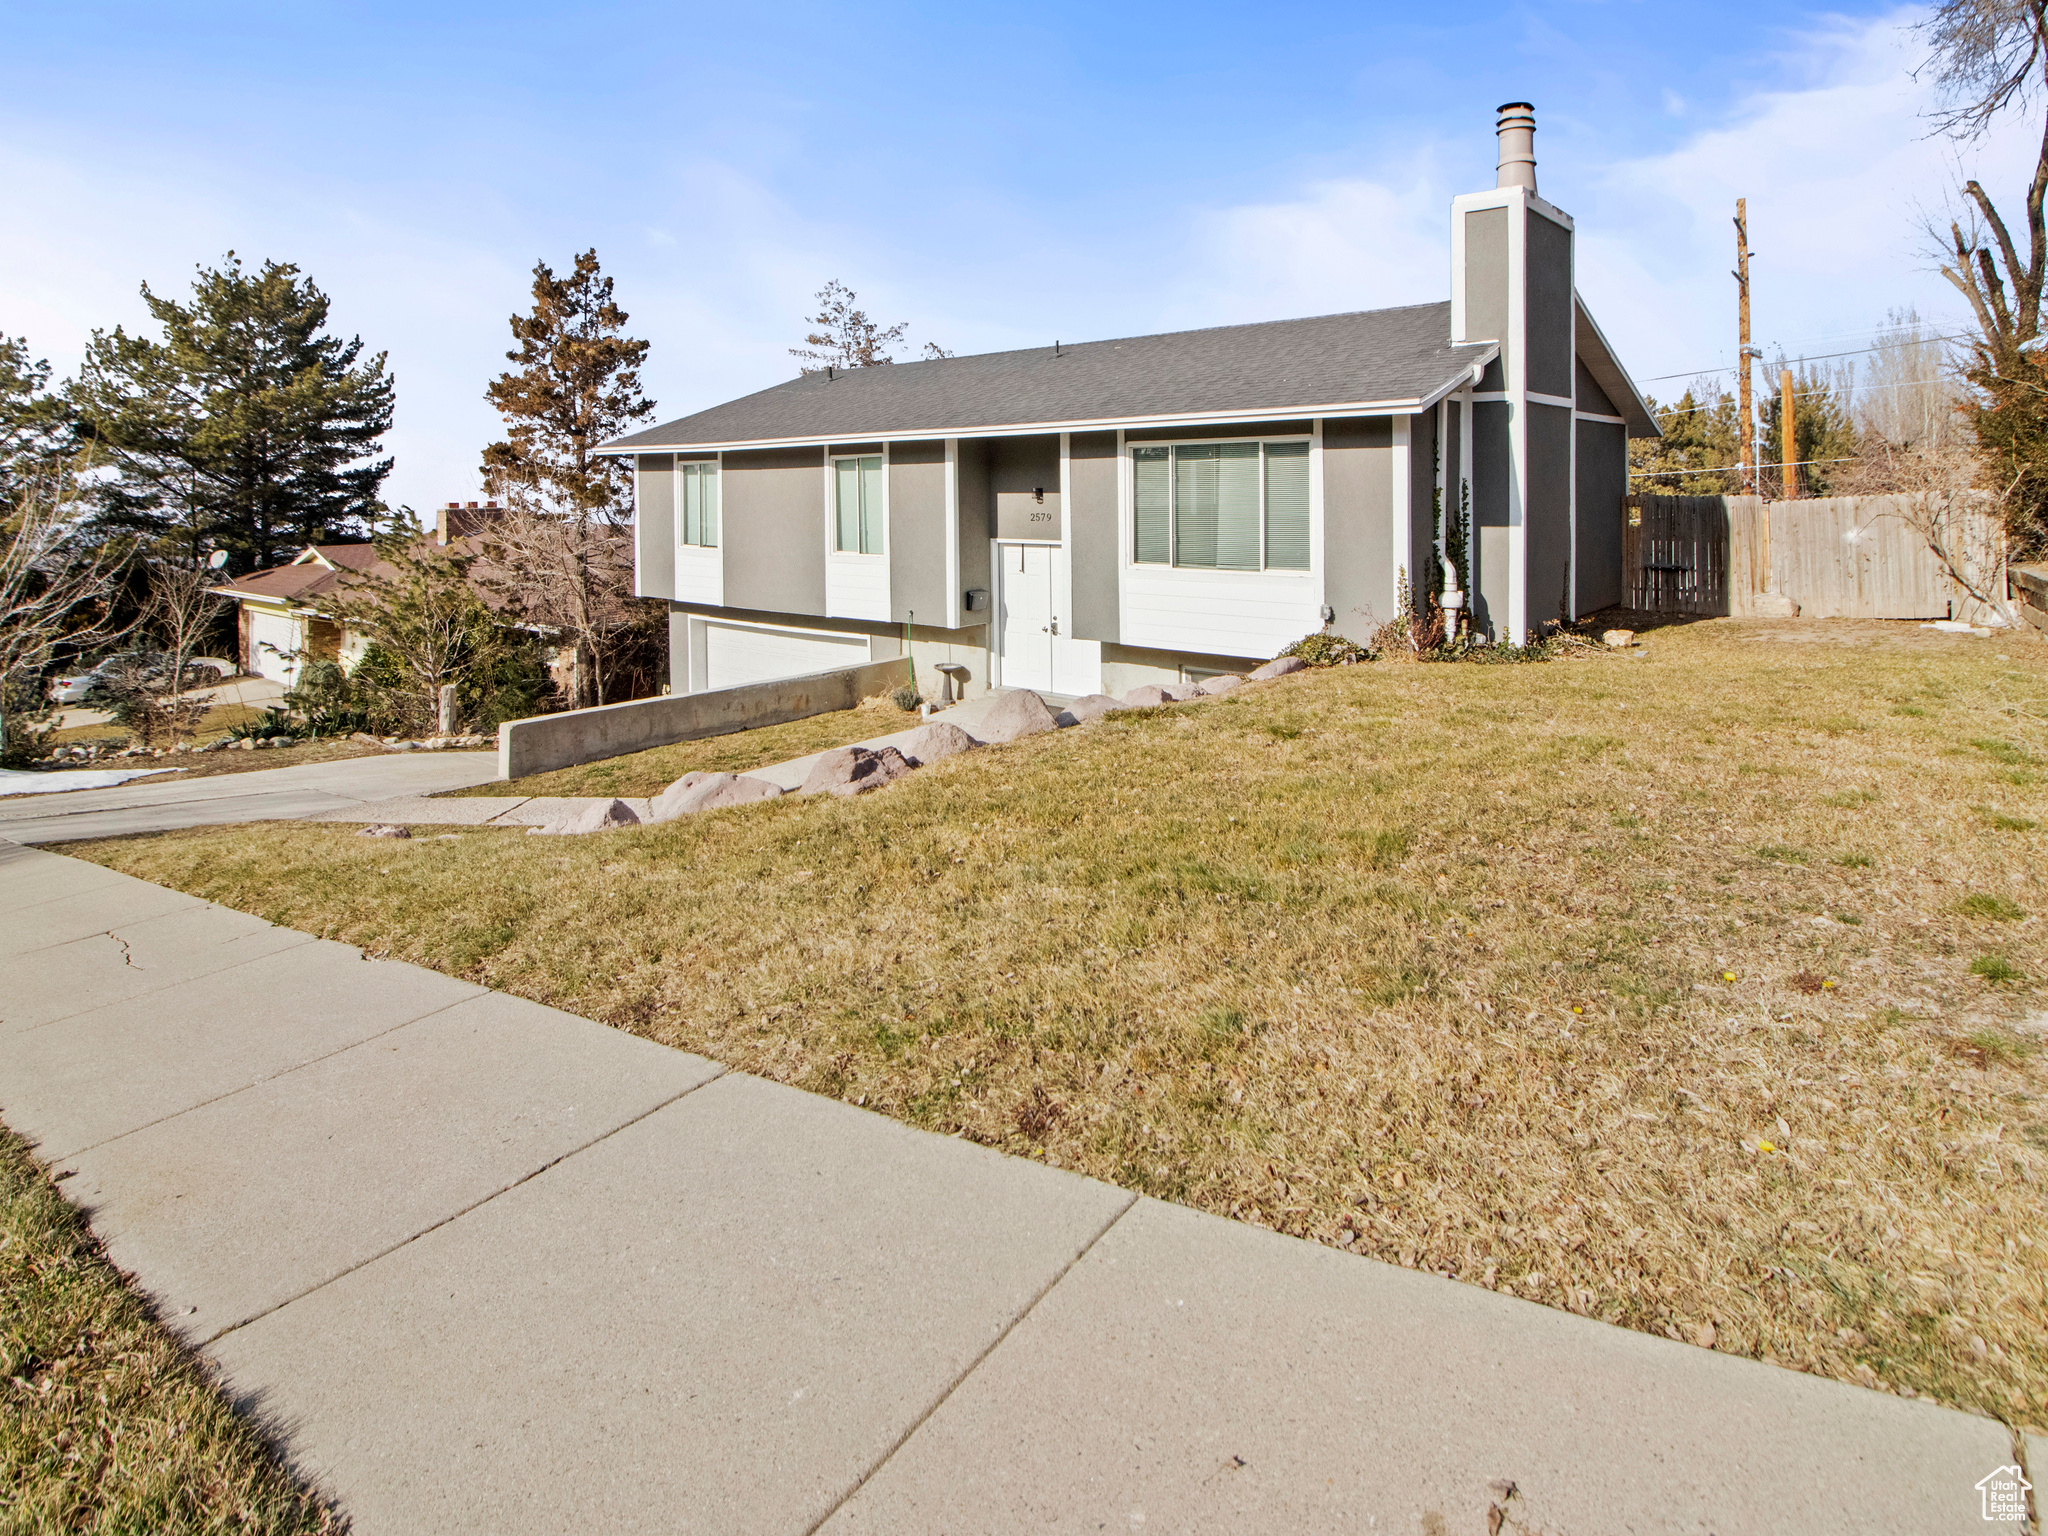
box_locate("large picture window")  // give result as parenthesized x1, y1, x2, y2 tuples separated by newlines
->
(1132, 439, 1309, 570)
(833, 454, 884, 554)
(680, 461, 719, 547)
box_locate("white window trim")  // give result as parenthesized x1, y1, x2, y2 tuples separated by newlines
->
(676, 456, 722, 550)
(1123, 432, 1315, 574)
(827, 447, 889, 559)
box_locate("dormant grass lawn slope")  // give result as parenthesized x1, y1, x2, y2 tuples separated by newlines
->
(77, 618, 2048, 1432)
(443, 698, 912, 799)
(0, 1127, 337, 1534)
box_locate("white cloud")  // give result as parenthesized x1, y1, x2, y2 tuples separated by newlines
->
(1155, 7, 2037, 404)
(1575, 7, 2036, 393)
(1163, 164, 1451, 325)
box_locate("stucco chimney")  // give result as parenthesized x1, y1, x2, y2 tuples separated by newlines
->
(1495, 102, 1536, 192)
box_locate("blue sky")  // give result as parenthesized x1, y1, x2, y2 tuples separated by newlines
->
(2, 1, 2035, 513)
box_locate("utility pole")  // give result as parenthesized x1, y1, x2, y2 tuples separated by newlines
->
(1780, 367, 1798, 499)
(1733, 200, 1755, 493)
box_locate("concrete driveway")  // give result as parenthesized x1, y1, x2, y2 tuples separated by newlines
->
(0, 753, 501, 844)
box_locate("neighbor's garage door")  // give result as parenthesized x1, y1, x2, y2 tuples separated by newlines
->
(247, 609, 302, 685)
(702, 621, 868, 690)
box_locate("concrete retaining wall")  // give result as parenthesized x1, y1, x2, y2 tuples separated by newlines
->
(497, 658, 913, 780)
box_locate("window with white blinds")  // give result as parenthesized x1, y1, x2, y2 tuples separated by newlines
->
(1132, 439, 1309, 571)
(680, 461, 719, 547)
(833, 454, 884, 554)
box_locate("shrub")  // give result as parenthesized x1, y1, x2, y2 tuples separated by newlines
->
(889, 682, 921, 712)
(1279, 630, 1375, 667)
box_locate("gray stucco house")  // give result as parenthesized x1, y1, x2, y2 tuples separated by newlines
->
(606, 104, 1658, 700)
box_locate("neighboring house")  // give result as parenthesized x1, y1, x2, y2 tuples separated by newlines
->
(211, 501, 578, 691)
(604, 105, 1659, 700)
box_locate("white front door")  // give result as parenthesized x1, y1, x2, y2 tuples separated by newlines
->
(997, 543, 1055, 692)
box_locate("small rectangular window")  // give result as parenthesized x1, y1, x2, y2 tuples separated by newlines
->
(833, 454, 883, 554)
(1131, 438, 1309, 571)
(680, 462, 719, 547)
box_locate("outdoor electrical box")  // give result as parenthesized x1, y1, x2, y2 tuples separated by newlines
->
(964, 587, 990, 613)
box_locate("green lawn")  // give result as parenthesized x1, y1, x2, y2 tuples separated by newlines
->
(73, 616, 2048, 1434)
(444, 701, 912, 798)
(0, 1126, 336, 1533)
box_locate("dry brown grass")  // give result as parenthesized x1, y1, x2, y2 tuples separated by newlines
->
(442, 696, 916, 799)
(0, 1125, 338, 1533)
(73, 616, 2048, 1432)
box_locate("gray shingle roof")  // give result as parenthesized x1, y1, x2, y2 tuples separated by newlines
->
(606, 302, 1496, 452)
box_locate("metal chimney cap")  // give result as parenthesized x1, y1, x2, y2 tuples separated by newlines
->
(1495, 102, 1536, 193)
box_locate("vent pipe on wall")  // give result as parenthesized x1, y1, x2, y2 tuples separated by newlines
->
(1495, 102, 1536, 192)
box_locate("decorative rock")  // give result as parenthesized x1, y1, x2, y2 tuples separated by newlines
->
(898, 721, 980, 765)
(650, 771, 714, 822)
(1751, 592, 1801, 618)
(799, 744, 917, 797)
(528, 798, 641, 835)
(973, 688, 1058, 743)
(1161, 682, 1204, 702)
(357, 823, 412, 839)
(1119, 684, 1174, 708)
(1054, 694, 1123, 727)
(1247, 655, 1307, 680)
(1195, 674, 1244, 695)
(1601, 628, 1636, 649)
(349, 731, 382, 746)
(651, 772, 784, 821)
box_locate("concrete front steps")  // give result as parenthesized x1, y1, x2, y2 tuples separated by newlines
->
(0, 838, 2022, 1534)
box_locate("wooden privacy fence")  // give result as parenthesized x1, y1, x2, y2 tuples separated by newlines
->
(1623, 493, 2003, 620)
(1621, 495, 1738, 615)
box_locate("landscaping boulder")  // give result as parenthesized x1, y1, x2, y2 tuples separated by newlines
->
(800, 744, 918, 797)
(1247, 655, 1306, 680)
(1751, 592, 1801, 618)
(899, 721, 979, 766)
(651, 772, 784, 821)
(973, 688, 1058, 743)
(1054, 693, 1123, 726)
(356, 823, 411, 839)
(528, 798, 641, 835)
(1161, 682, 1204, 702)
(1119, 684, 1174, 708)
(1600, 629, 1636, 649)
(1195, 673, 1244, 696)
(649, 771, 713, 821)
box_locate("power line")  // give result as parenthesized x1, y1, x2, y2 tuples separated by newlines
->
(1640, 334, 1971, 385)
(1652, 375, 1957, 420)
(1628, 456, 1859, 478)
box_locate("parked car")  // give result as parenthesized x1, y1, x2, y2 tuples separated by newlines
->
(50, 653, 229, 704)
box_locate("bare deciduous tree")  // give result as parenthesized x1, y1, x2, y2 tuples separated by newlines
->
(0, 459, 131, 759)
(1864, 439, 2020, 626)
(477, 504, 641, 710)
(790, 281, 950, 371)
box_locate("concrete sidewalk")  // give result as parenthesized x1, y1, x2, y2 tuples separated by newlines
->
(0, 752, 501, 844)
(0, 839, 2022, 1534)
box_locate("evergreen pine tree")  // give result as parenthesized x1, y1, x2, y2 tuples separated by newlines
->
(70, 254, 394, 569)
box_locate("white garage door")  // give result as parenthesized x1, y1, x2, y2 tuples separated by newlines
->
(703, 622, 868, 691)
(248, 609, 302, 686)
